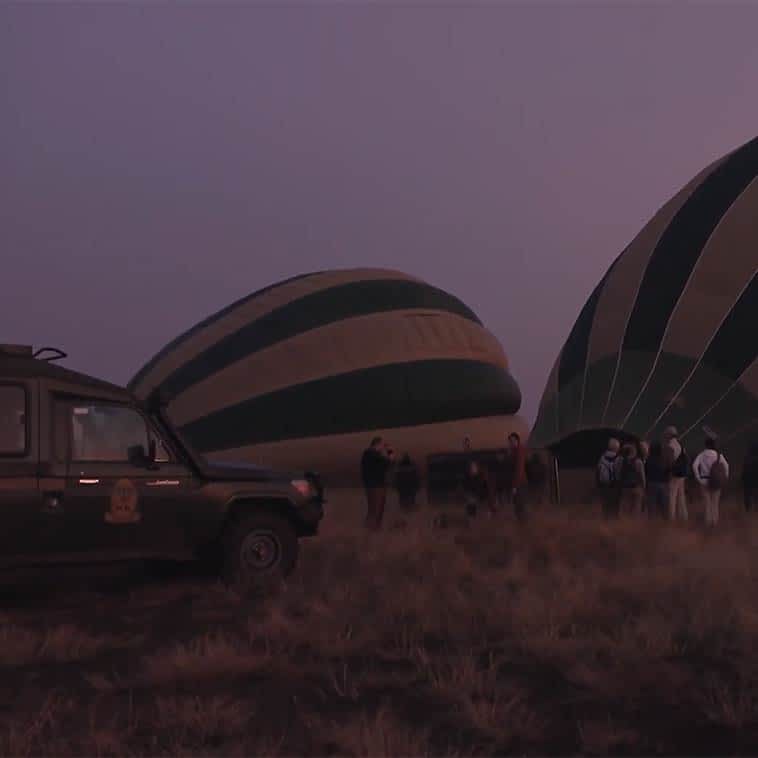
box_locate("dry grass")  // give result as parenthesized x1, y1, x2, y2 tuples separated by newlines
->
(137, 634, 271, 687)
(2, 499, 758, 755)
(0, 623, 139, 666)
(325, 707, 438, 758)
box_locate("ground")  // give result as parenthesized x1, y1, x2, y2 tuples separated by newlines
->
(1, 490, 758, 756)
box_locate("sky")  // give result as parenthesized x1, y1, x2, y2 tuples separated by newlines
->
(2, 2, 758, 426)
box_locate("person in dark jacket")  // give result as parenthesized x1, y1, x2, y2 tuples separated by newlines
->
(741, 441, 758, 513)
(462, 459, 491, 518)
(644, 441, 668, 518)
(618, 443, 646, 516)
(361, 437, 395, 530)
(394, 453, 420, 511)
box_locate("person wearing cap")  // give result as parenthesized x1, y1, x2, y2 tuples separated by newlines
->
(596, 437, 622, 518)
(662, 426, 689, 521)
(693, 437, 730, 527)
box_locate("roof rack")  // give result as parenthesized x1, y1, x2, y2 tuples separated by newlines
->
(0, 344, 34, 357)
(0, 345, 68, 362)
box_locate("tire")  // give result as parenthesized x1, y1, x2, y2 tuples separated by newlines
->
(222, 512, 299, 588)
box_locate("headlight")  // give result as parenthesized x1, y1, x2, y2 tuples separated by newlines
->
(291, 479, 314, 498)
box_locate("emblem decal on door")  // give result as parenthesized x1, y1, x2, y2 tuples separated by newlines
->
(106, 478, 141, 524)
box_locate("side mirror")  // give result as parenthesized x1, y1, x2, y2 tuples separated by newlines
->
(128, 443, 159, 469)
(128, 444, 148, 467)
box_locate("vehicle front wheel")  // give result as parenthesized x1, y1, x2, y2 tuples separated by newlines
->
(222, 512, 299, 588)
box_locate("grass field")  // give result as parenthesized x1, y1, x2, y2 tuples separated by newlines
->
(1, 491, 758, 756)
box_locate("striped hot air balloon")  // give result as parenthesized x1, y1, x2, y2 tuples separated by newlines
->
(532, 134, 758, 478)
(129, 269, 528, 486)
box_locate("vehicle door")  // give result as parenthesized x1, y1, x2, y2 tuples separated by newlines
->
(0, 380, 46, 563)
(136, 418, 201, 558)
(51, 397, 198, 559)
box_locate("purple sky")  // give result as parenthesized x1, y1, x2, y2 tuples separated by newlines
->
(3, 3, 758, 425)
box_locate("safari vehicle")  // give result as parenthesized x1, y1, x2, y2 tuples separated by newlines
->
(0, 344, 324, 585)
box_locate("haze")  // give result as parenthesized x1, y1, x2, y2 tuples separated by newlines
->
(3, 2, 758, 425)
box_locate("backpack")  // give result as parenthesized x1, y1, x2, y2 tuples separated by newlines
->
(620, 458, 643, 489)
(709, 455, 728, 490)
(672, 447, 689, 478)
(597, 455, 617, 486)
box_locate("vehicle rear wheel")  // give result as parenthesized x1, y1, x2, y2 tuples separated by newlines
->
(222, 512, 299, 588)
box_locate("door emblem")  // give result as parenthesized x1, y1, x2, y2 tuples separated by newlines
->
(106, 478, 141, 524)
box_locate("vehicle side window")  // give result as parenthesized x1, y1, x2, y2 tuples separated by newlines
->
(70, 404, 149, 463)
(0, 385, 26, 456)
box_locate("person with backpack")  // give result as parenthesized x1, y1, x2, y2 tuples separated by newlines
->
(619, 443, 646, 516)
(645, 440, 669, 518)
(662, 426, 689, 521)
(693, 437, 730, 527)
(741, 441, 758, 513)
(597, 438, 621, 518)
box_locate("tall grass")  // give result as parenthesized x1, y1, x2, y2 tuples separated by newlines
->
(2, 505, 758, 755)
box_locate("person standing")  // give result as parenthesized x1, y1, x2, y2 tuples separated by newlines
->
(597, 438, 621, 518)
(741, 442, 758, 513)
(394, 453, 420, 511)
(462, 459, 491, 518)
(644, 441, 669, 518)
(508, 432, 528, 522)
(361, 437, 395, 530)
(693, 437, 730, 527)
(638, 440, 650, 465)
(494, 450, 511, 506)
(637, 440, 650, 515)
(618, 443, 646, 516)
(662, 426, 689, 521)
(463, 435, 473, 458)
(526, 451, 548, 505)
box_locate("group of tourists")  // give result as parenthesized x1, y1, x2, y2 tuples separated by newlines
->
(595, 425, 742, 527)
(460, 433, 534, 522)
(360, 432, 547, 530)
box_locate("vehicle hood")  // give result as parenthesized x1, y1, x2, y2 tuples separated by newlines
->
(201, 460, 297, 483)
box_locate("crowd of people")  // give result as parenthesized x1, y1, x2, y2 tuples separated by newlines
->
(594, 425, 758, 527)
(357, 425, 758, 530)
(359, 432, 548, 530)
